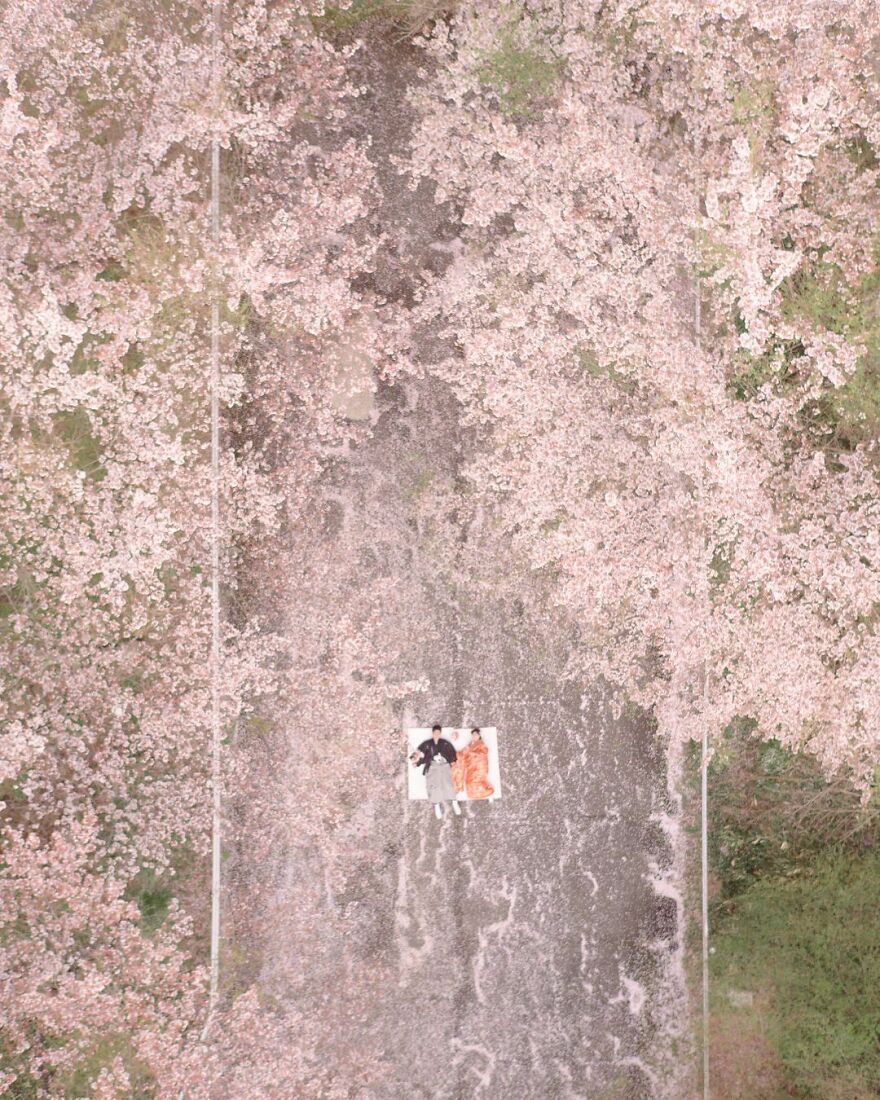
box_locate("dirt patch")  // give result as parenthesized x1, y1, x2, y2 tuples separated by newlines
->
(710, 989, 790, 1100)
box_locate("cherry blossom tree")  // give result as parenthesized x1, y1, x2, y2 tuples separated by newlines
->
(2, 0, 878, 1094)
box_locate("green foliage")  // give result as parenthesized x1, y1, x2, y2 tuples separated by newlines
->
(730, 81, 776, 167)
(712, 851, 880, 1099)
(692, 719, 880, 1096)
(728, 336, 811, 403)
(51, 406, 107, 481)
(125, 867, 172, 933)
(780, 260, 858, 337)
(699, 717, 876, 903)
(728, 245, 880, 450)
(575, 347, 637, 394)
(239, 713, 274, 744)
(312, 0, 389, 32)
(62, 1033, 156, 1099)
(0, 542, 57, 632)
(477, 12, 561, 119)
(313, 0, 457, 36)
(830, 359, 880, 446)
(731, 83, 774, 126)
(0, 1039, 38, 1100)
(96, 261, 125, 282)
(777, 251, 880, 447)
(694, 228, 731, 280)
(70, 335, 105, 376)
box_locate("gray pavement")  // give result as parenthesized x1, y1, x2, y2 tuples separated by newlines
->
(247, 373, 687, 1098)
(233, 26, 692, 1099)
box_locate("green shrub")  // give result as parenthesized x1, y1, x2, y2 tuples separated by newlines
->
(699, 718, 876, 904)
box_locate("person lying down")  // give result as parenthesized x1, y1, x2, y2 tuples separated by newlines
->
(410, 725, 494, 819)
(451, 727, 495, 801)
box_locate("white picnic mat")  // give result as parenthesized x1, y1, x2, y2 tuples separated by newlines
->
(406, 727, 501, 801)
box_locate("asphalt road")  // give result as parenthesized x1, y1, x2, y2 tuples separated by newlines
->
(233, 27, 692, 1098)
(244, 373, 689, 1098)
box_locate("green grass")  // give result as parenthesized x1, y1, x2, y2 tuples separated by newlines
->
(712, 850, 880, 1099)
(0, 1038, 38, 1100)
(1, 1030, 157, 1100)
(49, 406, 107, 481)
(123, 841, 202, 942)
(62, 1033, 156, 1099)
(731, 83, 775, 127)
(477, 11, 562, 119)
(312, 0, 391, 32)
(691, 721, 880, 1096)
(727, 338, 805, 402)
(730, 81, 776, 168)
(778, 250, 880, 448)
(780, 260, 860, 338)
(702, 719, 877, 901)
(575, 346, 637, 394)
(125, 867, 173, 933)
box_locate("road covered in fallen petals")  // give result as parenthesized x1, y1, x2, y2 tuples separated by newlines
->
(225, 18, 694, 1100)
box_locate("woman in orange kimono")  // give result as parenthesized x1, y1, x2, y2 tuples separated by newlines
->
(451, 728, 495, 800)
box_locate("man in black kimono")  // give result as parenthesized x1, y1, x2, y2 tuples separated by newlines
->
(411, 724, 460, 818)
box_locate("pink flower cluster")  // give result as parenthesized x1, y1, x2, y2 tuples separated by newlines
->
(2, 0, 878, 1093)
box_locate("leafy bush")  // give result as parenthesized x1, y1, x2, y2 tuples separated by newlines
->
(702, 718, 877, 904)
